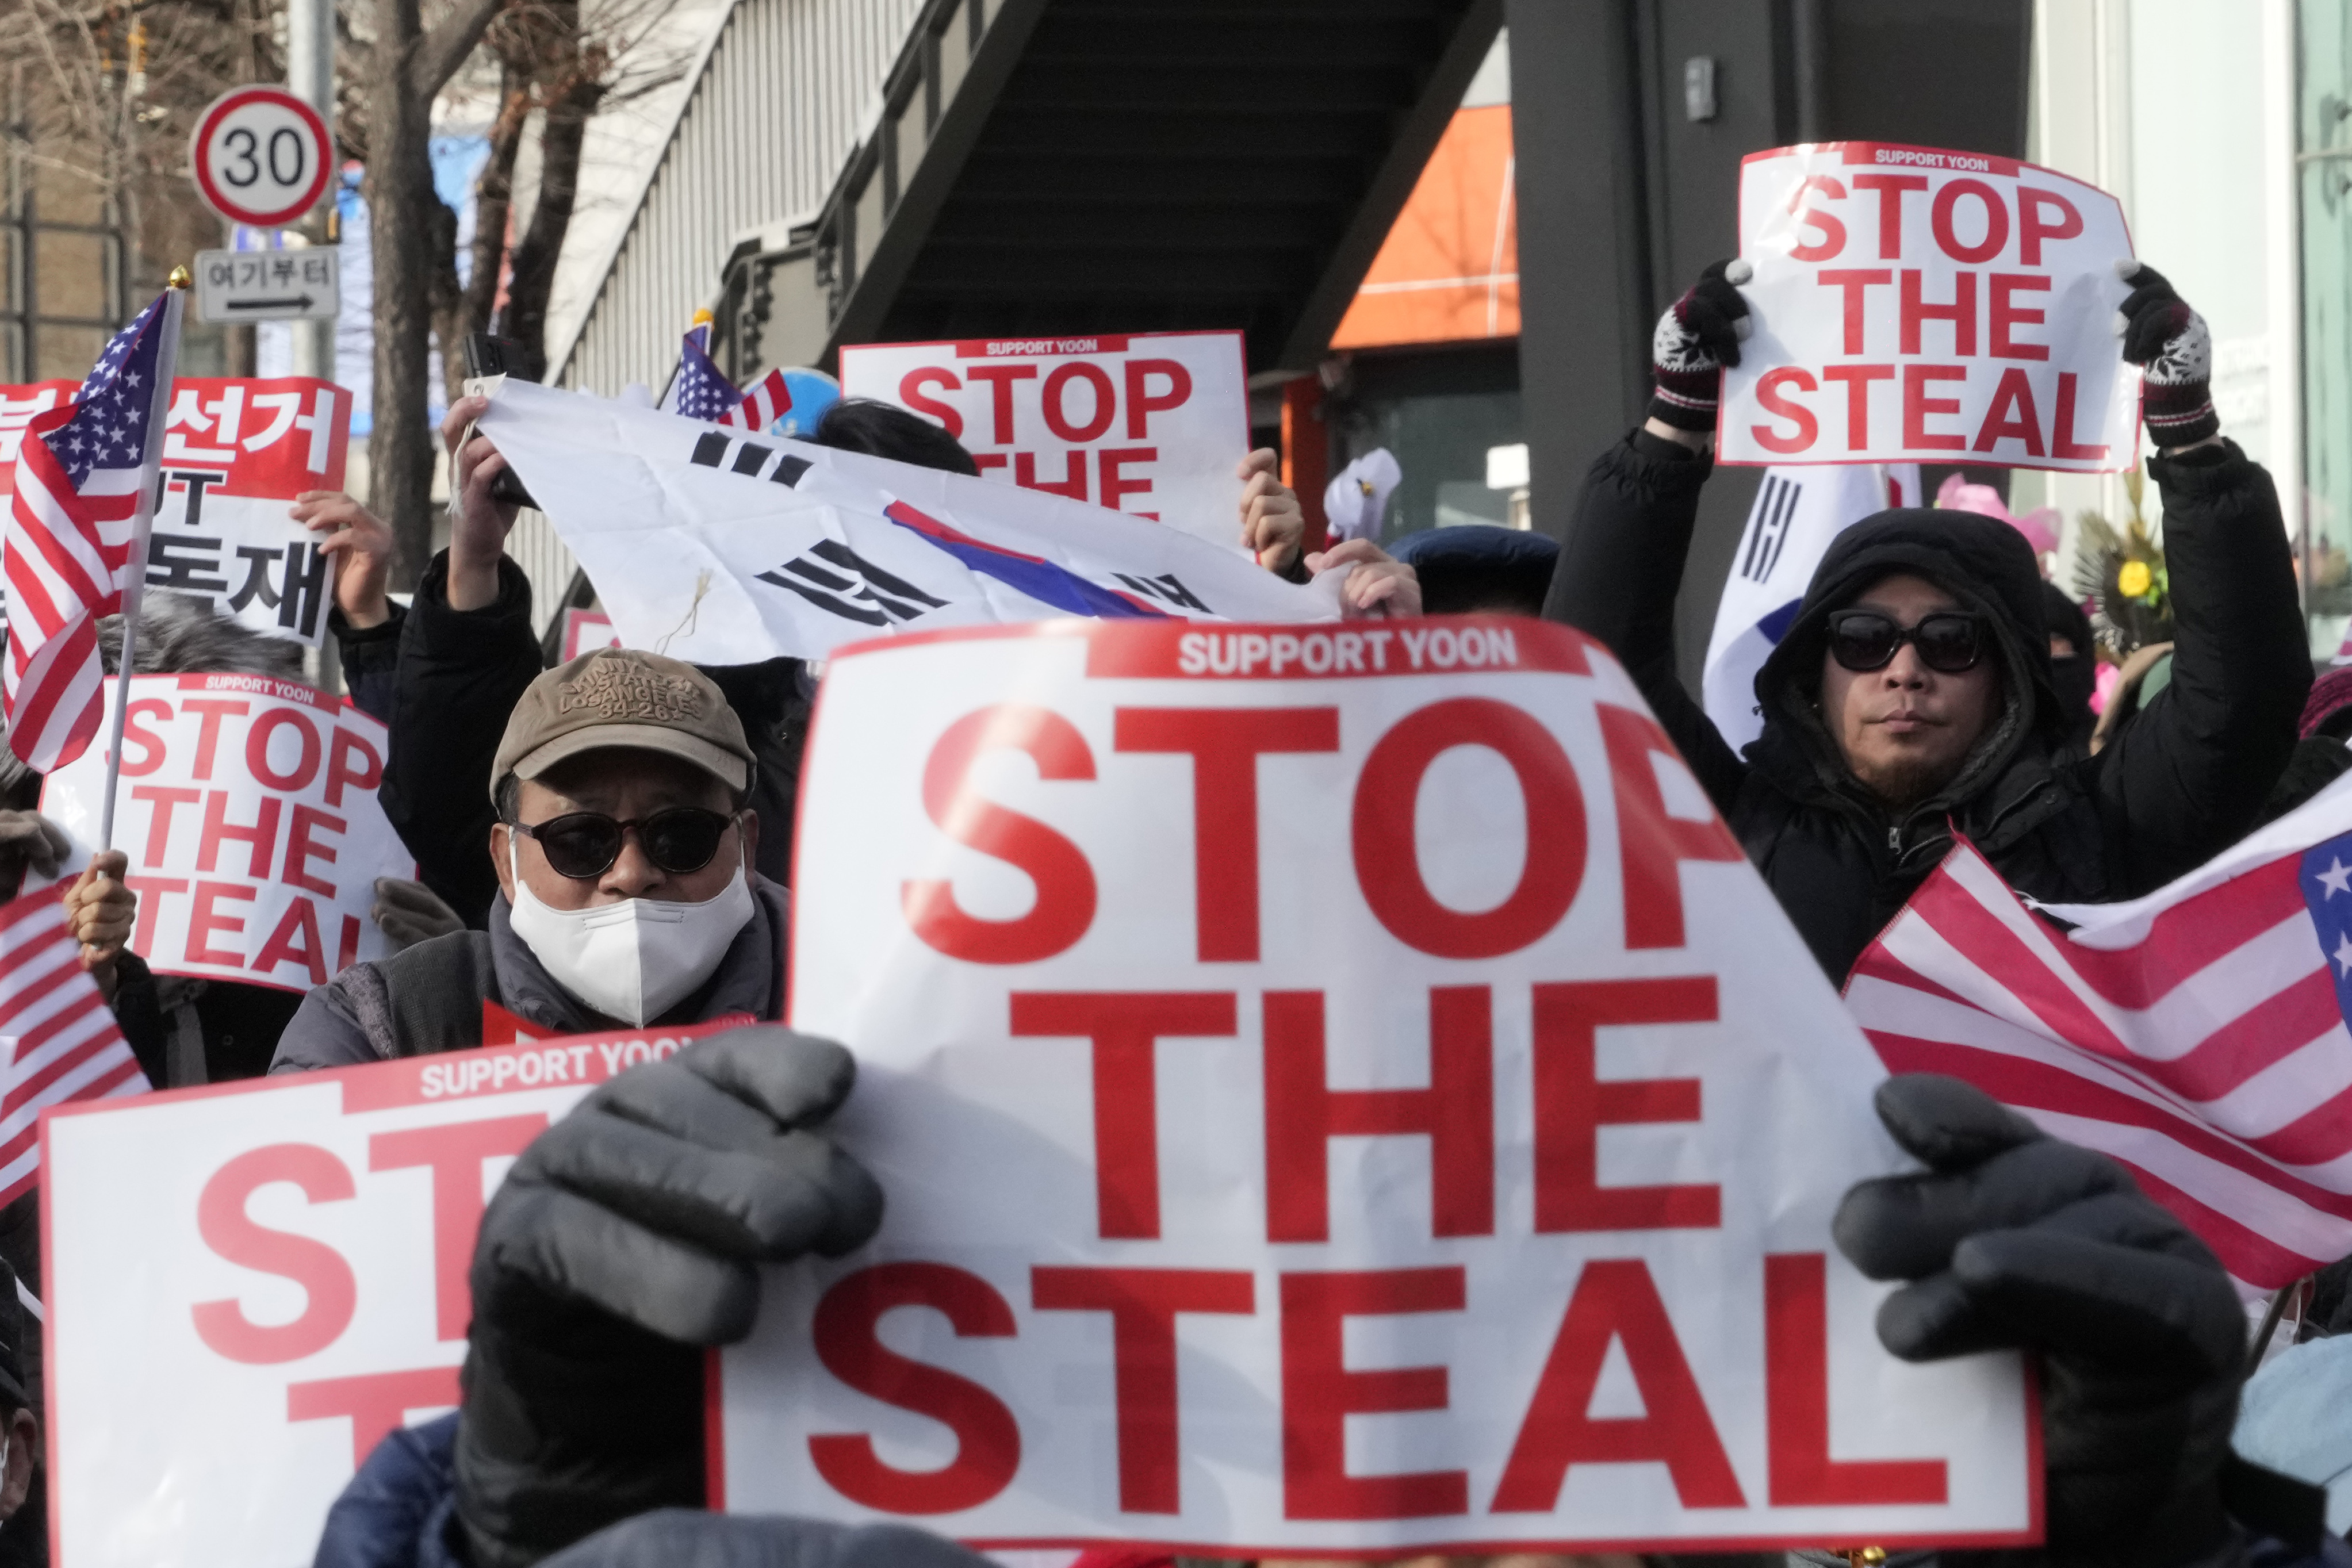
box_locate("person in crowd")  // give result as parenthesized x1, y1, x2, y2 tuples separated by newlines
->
(1388, 523, 1556, 616)
(298, 488, 402, 727)
(308, 1028, 2259, 1568)
(1546, 260, 2311, 980)
(2250, 662, 2352, 826)
(270, 647, 780, 1069)
(0, 1259, 46, 1568)
(2042, 580, 2100, 756)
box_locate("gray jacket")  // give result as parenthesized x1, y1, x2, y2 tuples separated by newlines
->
(267, 875, 789, 1072)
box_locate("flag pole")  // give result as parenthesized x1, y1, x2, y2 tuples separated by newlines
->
(96, 269, 189, 853)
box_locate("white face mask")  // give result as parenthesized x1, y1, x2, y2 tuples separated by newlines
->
(505, 842, 757, 1026)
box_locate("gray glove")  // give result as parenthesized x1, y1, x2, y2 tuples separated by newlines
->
(0, 811, 70, 902)
(539, 1511, 991, 1568)
(372, 877, 466, 952)
(1835, 1074, 2244, 1568)
(455, 1027, 885, 1568)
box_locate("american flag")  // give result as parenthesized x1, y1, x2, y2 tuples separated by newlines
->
(0, 883, 148, 1210)
(727, 366, 794, 434)
(662, 323, 745, 424)
(5, 287, 181, 772)
(1845, 784, 2352, 1291)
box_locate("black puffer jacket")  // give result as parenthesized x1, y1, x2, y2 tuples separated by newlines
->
(1546, 430, 2311, 980)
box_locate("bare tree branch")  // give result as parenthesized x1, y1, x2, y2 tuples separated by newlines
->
(405, 0, 504, 99)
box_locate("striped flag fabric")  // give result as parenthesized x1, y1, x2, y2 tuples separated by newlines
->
(723, 366, 794, 434)
(0, 883, 147, 1209)
(1844, 777, 2352, 1291)
(5, 287, 182, 772)
(661, 322, 744, 423)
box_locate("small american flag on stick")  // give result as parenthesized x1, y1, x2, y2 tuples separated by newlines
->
(725, 366, 794, 434)
(1845, 781, 2352, 1291)
(660, 320, 792, 434)
(0, 884, 147, 1209)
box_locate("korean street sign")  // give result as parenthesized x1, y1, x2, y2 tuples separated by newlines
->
(194, 248, 340, 324)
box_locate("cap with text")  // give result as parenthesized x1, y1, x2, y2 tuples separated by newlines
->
(491, 647, 754, 804)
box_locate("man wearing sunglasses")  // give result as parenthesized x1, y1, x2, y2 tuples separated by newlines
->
(270, 648, 781, 1070)
(1549, 259, 2311, 983)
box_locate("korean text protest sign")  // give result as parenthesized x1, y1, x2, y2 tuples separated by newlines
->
(38, 674, 412, 991)
(0, 375, 353, 644)
(1718, 143, 2136, 471)
(42, 1022, 736, 1568)
(720, 619, 2038, 1554)
(838, 332, 1250, 550)
(478, 379, 1329, 669)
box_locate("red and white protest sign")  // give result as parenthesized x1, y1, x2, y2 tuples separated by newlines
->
(42, 1021, 737, 1568)
(838, 331, 1250, 550)
(721, 620, 2038, 1553)
(561, 607, 623, 661)
(1718, 142, 2137, 471)
(38, 674, 413, 991)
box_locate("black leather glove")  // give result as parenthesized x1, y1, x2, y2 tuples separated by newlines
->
(2114, 261, 2218, 451)
(1834, 1074, 2244, 1568)
(537, 1511, 992, 1568)
(1649, 258, 1753, 432)
(454, 1026, 886, 1568)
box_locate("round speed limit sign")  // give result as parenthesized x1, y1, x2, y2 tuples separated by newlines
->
(189, 86, 334, 228)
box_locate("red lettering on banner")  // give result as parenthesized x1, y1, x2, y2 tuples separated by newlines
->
(200, 788, 281, 878)
(1765, 1253, 1947, 1504)
(809, 1262, 1022, 1514)
(119, 697, 172, 776)
(1279, 1268, 1468, 1520)
(254, 897, 328, 984)
(1786, 175, 1847, 262)
(1123, 359, 1192, 437)
(1114, 706, 1339, 961)
(368, 1115, 550, 1341)
(1902, 363, 1968, 450)
(133, 784, 202, 864)
(1989, 273, 2051, 361)
(964, 364, 1036, 444)
(1351, 698, 1585, 959)
(125, 875, 187, 954)
(1751, 369, 1819, 454)
(182, 697, 250, 781)
(1899, 269, 1976, 356)
(1042, 363, 1116, 443)
(2053, 371, 2110, 462)
(1974, 369, 2047, 457)
(1262, 987, 1494, 1243)
(1930, 178, 2008, 263)
(1015, 449, 1088, 501)
(1492, 1259, 1745, 1510)
(903, 706, 1097, 965)
(899, 367, 964, 437)
(285, 804, 344, 895)
(325, 727, 383, 808)
(1821, 365, 1894, 448)
(1098, 447, 1156, 513)
(1597, 704, 1742, 949)
(1816, 269, 1889, 354)
(187, 881, 258, 965)
(246, 707, 321, 791)
(2017, 186, 2083, 265)
(1850, 172, 1928, 258)
(339, 913, 362, 973)
(1532, 977, 1720, 1232)
(1009, 991, 1237, 1239)
(286, 1366, 461, 1469)
(190, 1143, 358, 1363)
(972, 453, 1008, 476)
(1030, 1266, 1254, 1514)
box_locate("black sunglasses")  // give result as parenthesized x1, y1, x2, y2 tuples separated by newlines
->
(511, 807, 736, 880)
(1825, 609, 1987, 674)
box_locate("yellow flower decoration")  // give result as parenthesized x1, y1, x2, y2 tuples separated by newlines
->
(2117, 559, 2152, 599)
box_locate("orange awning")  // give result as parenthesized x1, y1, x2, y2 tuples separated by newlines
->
(1331, 103, 1518, 351)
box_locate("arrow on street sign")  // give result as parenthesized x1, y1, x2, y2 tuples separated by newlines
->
(194, 248, 339, 324)
(220, 296, 317, 313)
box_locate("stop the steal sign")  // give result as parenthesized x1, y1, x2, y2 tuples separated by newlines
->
(720, 619, 2039, 1553)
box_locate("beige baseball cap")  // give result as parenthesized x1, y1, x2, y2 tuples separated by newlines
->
(489, 648, 755, 806)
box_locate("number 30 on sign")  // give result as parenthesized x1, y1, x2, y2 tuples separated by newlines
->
(189, 86, 335, 229)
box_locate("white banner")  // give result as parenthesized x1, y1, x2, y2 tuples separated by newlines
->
(42, 1022, 734, 1568)
(838, 331, 1250, 550)
(38, 674, 413, 991)
(718, 619, 2038, 1553)
(1719, 141, 2136, 472)
(477, 379, 1333, 669)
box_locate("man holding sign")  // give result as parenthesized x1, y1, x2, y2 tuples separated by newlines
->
(1547, 172, 2308, 982)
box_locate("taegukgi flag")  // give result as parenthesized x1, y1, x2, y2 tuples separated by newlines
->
(476, 379, 1333, 667)
(1703, 462, 1919, 753)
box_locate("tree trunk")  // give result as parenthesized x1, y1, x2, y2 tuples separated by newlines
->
(499, 6, 601, 379)
(365, 0, 437, 588)
(433, 68, 526, 405)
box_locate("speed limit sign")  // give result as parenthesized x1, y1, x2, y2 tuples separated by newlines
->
(189, 86, 334, 228)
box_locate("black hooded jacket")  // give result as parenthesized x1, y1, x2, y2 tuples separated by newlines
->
(1545, 430, 2311, 981)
